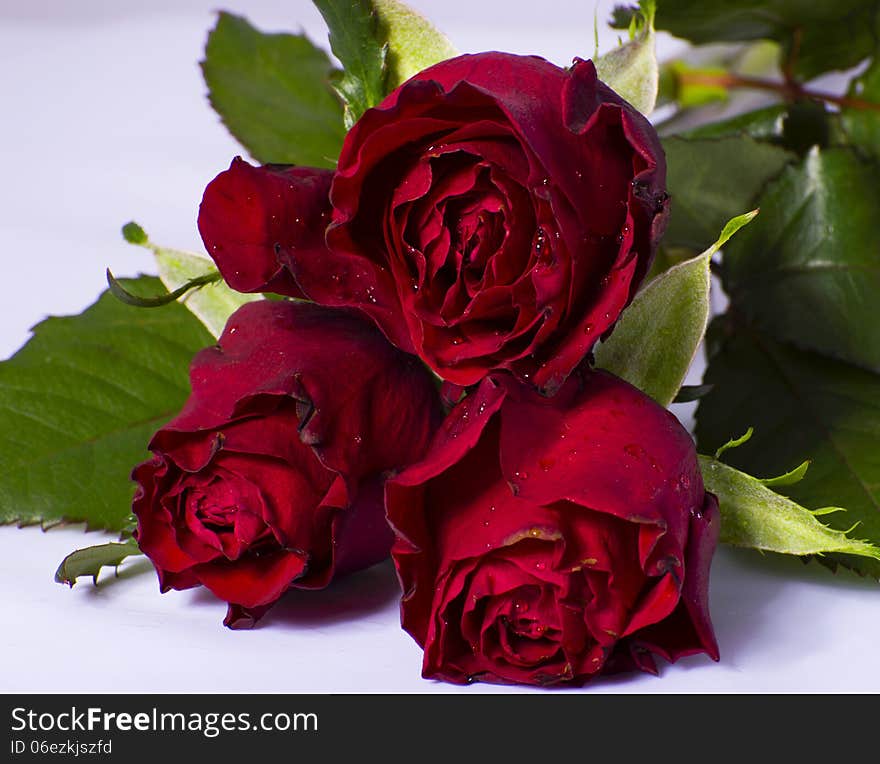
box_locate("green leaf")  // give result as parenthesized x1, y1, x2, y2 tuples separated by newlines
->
(595, 210, 757, 406)
(121, 223, 259, 339)
(374, 0, 457, 89)
(614, 1, 880, 80)
(677, 101, 832, 157)
(55, 540, 143, 586)
(670, 104, 788, 141)
(202, 12, 345, 167)
(722, 147, 880, 373)
(842, 56, 880, 161)
(672, 383, 713, 403)
(0, 277, 212, 532)
(700, 455, 880, 563)
(696, 322, 880, 578)
(594, 252, 709, 406)
(662, 134, 793, 251)
(793, 6, 880, 82)
(595, 0, 658, 114)
(313, 0, 387, 129)
(154, 248, 259, 339)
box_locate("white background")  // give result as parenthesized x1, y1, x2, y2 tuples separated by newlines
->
(1, 0, 878, 693)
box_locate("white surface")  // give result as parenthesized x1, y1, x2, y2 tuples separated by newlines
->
(4, 525, 880, 693)
(1, 0, 878, 693)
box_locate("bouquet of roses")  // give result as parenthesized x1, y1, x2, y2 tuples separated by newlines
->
(4, 0, 880, 688)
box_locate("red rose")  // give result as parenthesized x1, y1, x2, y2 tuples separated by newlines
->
(198, 157, 333, 297)
(284, 53, 668, 393)
(133, 300, 441, 628)
(386, 371, 718, 685)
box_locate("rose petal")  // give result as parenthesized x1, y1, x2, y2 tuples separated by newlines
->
(198, 157, 332, 296)
(193, 549, 307, 609)
(292, 54, 666, 389)
(134, 300, 441, 625)
(499, 371, 696, 551)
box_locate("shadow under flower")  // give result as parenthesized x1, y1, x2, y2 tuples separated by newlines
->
(704, 545, 879, 673)
(186, 558, 402, 629)
(519, 545, 880, 690)
(260, 559, 402, 628)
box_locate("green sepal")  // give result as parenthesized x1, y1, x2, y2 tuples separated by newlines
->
(55, 540, 144, 587)
(595, 211, 756, 406)
(701, 455, 880, 563)
(595, 0, 658, 115)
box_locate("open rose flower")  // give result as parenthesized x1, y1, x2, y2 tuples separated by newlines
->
(281, 53, 668, 393)
(386, 371, 718, 685)
(133, 300, 441, 628)
(198, 157, 333, 297)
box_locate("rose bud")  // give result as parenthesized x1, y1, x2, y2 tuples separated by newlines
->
(198, 156, 333, 297)
(132, 300, 442, 628)
(386, 371, 718, 686)
(282, 53, 667, 394)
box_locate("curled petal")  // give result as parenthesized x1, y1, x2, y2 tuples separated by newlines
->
(198, 157, 333, 296)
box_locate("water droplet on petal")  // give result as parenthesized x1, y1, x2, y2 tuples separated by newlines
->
(538, 457, 555, 472)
